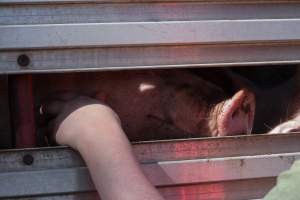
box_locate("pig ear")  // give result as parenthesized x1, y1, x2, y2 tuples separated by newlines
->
(217, 89, 255, 136)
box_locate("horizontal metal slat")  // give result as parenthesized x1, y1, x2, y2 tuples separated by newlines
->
(133, 133, 300, 162)
(0, 179, 272, 200)
(0, 151, 298, 198)
(158, 180, 272, 200)
(1, 134, 300, 172)
(1, 43, 300, 74)
(0, 134, 299, 199)
(2, 2, 300, 25)
(1, 0, 300, 73)
(0, 0, 296, 5)
(2, 20, 300, 50)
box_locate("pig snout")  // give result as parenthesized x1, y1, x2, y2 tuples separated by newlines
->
(216, 89, 256, 136)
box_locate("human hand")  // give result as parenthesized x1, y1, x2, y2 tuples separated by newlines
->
(41, 94, 121, 150)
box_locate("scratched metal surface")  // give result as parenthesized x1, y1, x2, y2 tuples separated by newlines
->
(3, 20, 300, 50)
(0, 134, 300, 199)
(1, 1, 300, 73)
(1, 3, 300, 25)
(1, 43, 300, 74)
(0, 0, 298, 4)
(0, 179, 273, 199)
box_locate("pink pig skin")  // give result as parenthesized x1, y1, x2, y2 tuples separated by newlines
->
(34, 69, 255, 141)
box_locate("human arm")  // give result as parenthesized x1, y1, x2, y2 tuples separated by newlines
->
(44, 96, 164, 200)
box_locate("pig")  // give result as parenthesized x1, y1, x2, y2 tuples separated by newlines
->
(267, 91, 300, 134)
(219, 65, 299, 134)
(267, 66, 300, 134)
(34, 69, 255, 141)
(269, 114, 300, 134)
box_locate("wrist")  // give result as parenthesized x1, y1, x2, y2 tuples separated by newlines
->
(71, 120, 123, 151)
(54, 104, 122, 149)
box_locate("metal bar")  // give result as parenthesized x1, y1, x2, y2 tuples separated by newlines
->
(2, 20, 300, 50)
(0, 0, 297, 5)
(143, 153, 299, 185)
(9, 75, 37, 148)
(0, 150, 298, 198)
(2, 3, 300, 25)
(0, 134, 299, 171)
(133, 133, 300, 162)
(1, 43, 300, 74)
(0, 179, 272, 199)
(158, 179, 274, 200)
(1, 134, 298, 198)
(1, 1, 300, 73)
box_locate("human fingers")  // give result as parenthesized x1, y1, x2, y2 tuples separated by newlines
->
(40, 100, 66, 117)
(46, 119, 58, 144)
(55, 91, 78, 101)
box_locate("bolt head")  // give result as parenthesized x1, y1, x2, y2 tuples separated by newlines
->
(17, 54, 30, 67)
(23, 154, 34, 165)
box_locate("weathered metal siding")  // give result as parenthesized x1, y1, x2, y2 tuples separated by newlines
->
(0, 134, 300, 199)
(1, 1, 300, 74)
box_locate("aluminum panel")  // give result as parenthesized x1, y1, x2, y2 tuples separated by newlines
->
(0, 0, 296, 4)
(2, 20, 300, 50)
(0, 134, 299, 198)
(1, 3, 300, 25)
(0, 151, 297, 198)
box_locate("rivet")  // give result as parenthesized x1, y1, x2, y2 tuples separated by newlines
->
(23, 154, 34, 165)
(17, 54, 30, 67)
